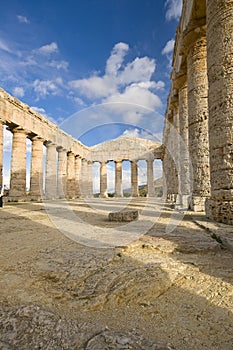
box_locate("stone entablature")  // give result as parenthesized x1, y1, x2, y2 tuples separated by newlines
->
(88, 137, 162, 163)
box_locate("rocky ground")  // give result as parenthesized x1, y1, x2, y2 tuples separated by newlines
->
(0, 198, 232, 349)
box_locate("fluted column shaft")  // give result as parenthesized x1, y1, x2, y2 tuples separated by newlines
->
(178, 80, 191, 208)
(75, 156, 81, 198)
(67, 152, 76, 199)
(147, 159, 155, 197)
(30, 136, 44, 198)
(115, 160, 123, 197)
(131, 161, 138, 197)
(0, 122, 3, 187)
(80, 159, 88, 197)
(187, 34, 210, 211)
(9, 127, 27, 198)
(87, 161, 93, 197)
(45, 142, 57, 199)
(205, 0, 233, 224)
(100, 161, 108, 198)
(57, 148, 67, 198)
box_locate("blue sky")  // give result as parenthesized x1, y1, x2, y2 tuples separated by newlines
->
(0, 0, 182, 146)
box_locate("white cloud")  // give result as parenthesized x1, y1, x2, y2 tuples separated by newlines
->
(165, 0, 182, 21)
(122, 128, 140, 138)
(47, 60, 69, 70)
(104, 84, 162, 111)
(106, 42, 129, 76)
(17, 15, 30, 24)
(13, 87, 25, 98)
(0, 39, 12, 53)
(69, 75, 117, 99)
(33, 79, 59, 99)
(69, 41, 162, 115)
(119, 57, 156, 85)
(37, 42, 58, 55)
(31, 106, 47, 115)
(162, 39, 175, 55)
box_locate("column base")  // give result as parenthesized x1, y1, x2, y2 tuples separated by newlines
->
(7, 196, 27, 202)
(100, 192, 108, 198)
(190, 196, 208, 212)
(205, 198, 233, 225)
(176, 194, 191, 210)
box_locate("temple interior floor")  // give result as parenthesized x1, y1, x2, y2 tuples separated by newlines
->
(0, 198, 232, 349)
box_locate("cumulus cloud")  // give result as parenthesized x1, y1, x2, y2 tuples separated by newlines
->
(37, 42, 58, 55)
(165, 0, 182, 21)
(33, 79, 59, 99)
(106, 42, 129, 76)
(162, 39, 175, 55)
(69, 41, 163, 125)
(70, 75, 117, 99)
(13, 86, 25, 98)
(17, 15, 30, 24)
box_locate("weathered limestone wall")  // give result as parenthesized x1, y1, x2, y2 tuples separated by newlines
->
(163, 0, 233, 224)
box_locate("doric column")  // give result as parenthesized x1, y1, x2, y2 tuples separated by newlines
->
(45, 142, 57, 199)
(9, 127, 27, 199)
(66, 151, 76, 199)
(162, 115, 178, 202)
(205, 0, 233, 224)
(115, 160, 123, 197)
(30, 136, 44, 199)
(57, 147, 67, 199)
(177, 77, 191, 208)
(147, 159, 155, 197)
(87, 161, 93, 197)
(100, 161, 108, 198)
(131, 161, 138, 197)
(80, 159, 88, 197)
(75, 156, 81, 198)
(187, 31, 210, 211)
(0, 122, 3, 187)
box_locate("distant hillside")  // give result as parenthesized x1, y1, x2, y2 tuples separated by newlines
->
(123, 177, 163, 197)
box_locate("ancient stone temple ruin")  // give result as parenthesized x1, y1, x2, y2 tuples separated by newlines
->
(0, 0, 232, 225)
(0, 88, 163, 201)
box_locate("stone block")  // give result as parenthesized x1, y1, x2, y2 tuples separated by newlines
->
(108, 209, 139, 222)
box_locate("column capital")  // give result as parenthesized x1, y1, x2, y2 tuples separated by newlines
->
(10, 126, 28, 134)
(45, 140, 56, 148)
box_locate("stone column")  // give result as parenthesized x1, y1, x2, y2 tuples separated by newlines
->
(9, 127, 27, 199)
(100, 161, 108, 198)
(171, 101, 181, 206)
(147, 159, 155, 197)
(57, 147, 67, 199)
(45, 142, 57, 199)
(187, 32, 211, 211)
(205, 0, 233, 224)
(163, 115, 177, 202)
(115, 160, 123, 197)
(75, 156, 81, 198)
(87, 161, 93, 197)
(80, 159, 88, 197)
(0, 122, 3, 187)
(66, 151, 76, 199)
(178, 77, 191, 208)
(30, 136, 44, 199)
(131, 161, 138, 197)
